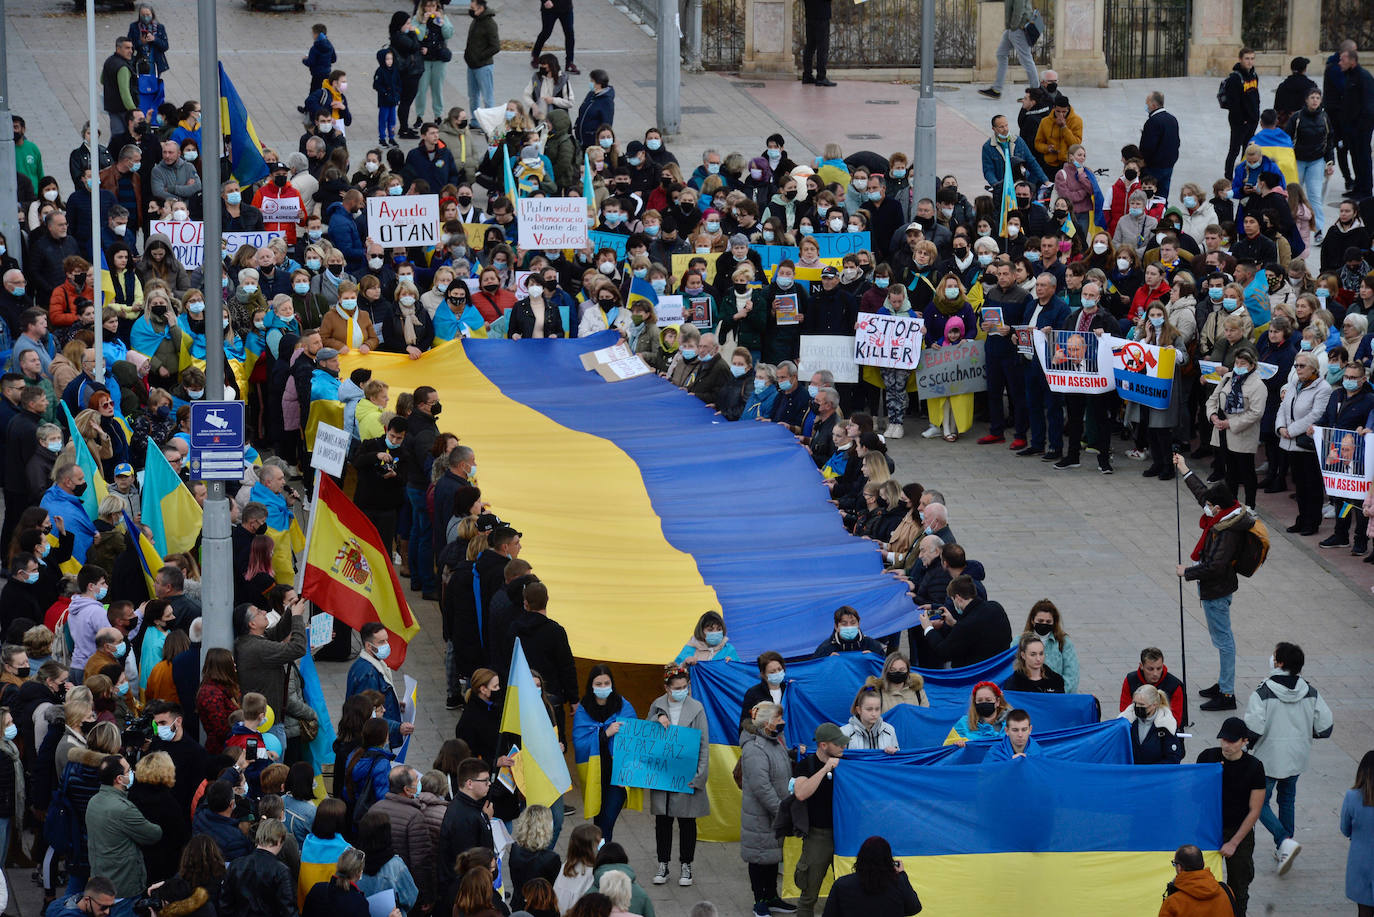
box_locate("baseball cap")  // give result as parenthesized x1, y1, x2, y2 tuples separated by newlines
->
(814, 722, 846, 746)
(492, 524, 524, 540)
(113, 462, 134, 477)
(270, 161, 289, 173)
(820, 265, 839, 279)
(1216, 717, 1256, 743)
(474, 512, 504, 533)
(316, 347, 340, 361)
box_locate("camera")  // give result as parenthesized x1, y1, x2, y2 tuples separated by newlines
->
(132, 895, 164, 917)
(122, 710, 156, 763)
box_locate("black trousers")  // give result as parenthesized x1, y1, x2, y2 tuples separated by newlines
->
(748, 862, 778, 903)
(1220, 443, 1257, 508)
(0, 487, 28, 556)
(533, 6, 575, 64)
(655, 815, 697, 863)
(1063, 393, 1109, 464)
(1291, 450, 1323, 529)
(803, 18, 830, 79)
(1334, 503, 1368, 545)
(398, 73, 422, 128)
(1225, 117, 1258, 177)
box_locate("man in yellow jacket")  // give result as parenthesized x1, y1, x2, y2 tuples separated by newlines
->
(1034, 95, 1083, 172)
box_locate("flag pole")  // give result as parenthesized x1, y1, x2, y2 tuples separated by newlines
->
(294, 470, 325, 593)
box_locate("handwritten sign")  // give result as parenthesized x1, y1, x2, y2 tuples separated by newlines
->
(671, 253, 716, 285)
(855, 313, 924, 370)
(655, 294, 684, 326)
(258, 196, 302, 224)
(151, 219, 205, 269)
(579, 341, 633, 371)
(915, 339, 987, 398)
(800, 334, 858, 384)
(367, 194, 440, 247)
(224, 230, 284, 259)
(518, 197, 589, 250)
(310, 422, 349, 478)
(610, 718, 701, 793)
(589, 229, 628, 260)
(814, 231, 870, 258)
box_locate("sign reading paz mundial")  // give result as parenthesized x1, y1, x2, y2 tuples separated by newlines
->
(518, 197, 590, 250)
(367, 194, 440, 247)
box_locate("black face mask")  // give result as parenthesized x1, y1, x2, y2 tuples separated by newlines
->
(1033, 622, 1053, 637)
(1044, 81, 1058, 94)
(885, 671, 908, 685)
(447, 298, 466, 310)
(273, 174, 287, 187)
(458, 195, 472, 206)
(14, 666, 29, 679)
(72, 272, 87, 289)
(1015, 197, 1030, 208)
(974, 701, 997, 718)
(661, 176, 673, 187)
(1124, 168, 1139, 181)
(953, 246, 968, 258)
(733, 283, 748, 294)
(783, 190, 797, 201)
(1134, 705, 1151, 720)
(599, 298, 616, 310)
(152, 305, 167, 318)
(431, 402, 442, 416)
(72, 482, 87, 498)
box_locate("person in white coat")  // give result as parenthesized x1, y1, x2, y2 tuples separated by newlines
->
(1243, 641, 1334, 875)
(840, 683, 899, 752)
(1178, 182, 1219, 242)
(1277, 351, 1333, 535)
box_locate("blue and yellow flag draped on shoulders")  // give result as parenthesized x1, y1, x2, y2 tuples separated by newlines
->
(572, 696, 643, 819)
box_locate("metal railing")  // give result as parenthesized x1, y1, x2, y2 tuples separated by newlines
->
(1103, 0, 1191, 80)
(1240, 0, 1288, 52)
(790, 0, 977, 69)
(1322, 0, 1374, 52)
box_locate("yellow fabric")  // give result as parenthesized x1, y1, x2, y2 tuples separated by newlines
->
(1255, 143, 1299, 186)
(304, 400, 344, 452)
(781, 836, 834, 899)
(338, 341, 717, 662)
(926, 393, 974, 432)
(267, 520, 305, 585)
(296, 860, 333, 909)
(697, 744, 744, 842)
(576, 757, 643, 820)
(829, 851, 1226, 917)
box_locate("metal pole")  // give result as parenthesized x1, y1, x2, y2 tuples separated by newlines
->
(198, 0, 232, 658)
(912, 0, 937, 206)
(685, 0, 703, 72)
(655, 0, 681, 134)
(0, 0, 22, 269)
(87, 0, 104, 378)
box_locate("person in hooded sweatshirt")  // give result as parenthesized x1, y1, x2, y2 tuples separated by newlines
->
(1159, 844, 1239, 917)
(839, 683, 898, 752)
(1243, 640, 1334, 874)
(506, 582, 578, 739)
(672, 611, 740, 666)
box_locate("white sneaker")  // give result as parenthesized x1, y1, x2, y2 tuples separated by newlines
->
(653, 863, 669, 885)
(679, 863, 693, 886)
(1276, 838, 1301, 875)
(920, 424, 941, 438)
(886, 423, 905, 440)
(1323, 503, 1336, 519)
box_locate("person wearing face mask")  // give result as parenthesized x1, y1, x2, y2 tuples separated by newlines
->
(576, 283, 632, 339)
(509, 276, 566, 341)
(1315, 360, 1374, 552)
(320, 283, 379, 355)
(352, 416, 412, 556)
(813, 606, 885, 657)
(347, 622, 413, 754)
(1117, 684, 1185, 765)
(761, 260, 809, 365)
(738, 699, 792, 916)
(945, 681, 1011, 745)
(572, 665, 637, 844)
(255, 162, 307, 246)
(981, 114, 1049, 202)
(672, 611, 740, 665)
(1204, 344, 1268, 509)
(1113, 189, 1158, 256)
(646, 664, 709, 888)
(381, 281, 436, 358)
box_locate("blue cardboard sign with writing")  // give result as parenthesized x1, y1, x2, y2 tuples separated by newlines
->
(813, 232, 870, 258)
(755, 244, 799, 270)
(610, 718, 701, 793)
(589, 230, 628, 261)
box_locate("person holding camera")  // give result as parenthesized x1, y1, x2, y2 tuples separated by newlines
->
(1204, 344, 1268, 509)
(353, 416, 412, 562)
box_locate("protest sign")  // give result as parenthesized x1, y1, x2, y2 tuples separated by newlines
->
(855, 313, 924, 370)
(671, 253, 716, 284)
(684, 295, 713, 328)
(610, 718, 702, 793)
(366, 194, 440, 246)
(754, 244, 798, 270)
(462, 223, 493, 251)
(518, 197, 589, 250)
(814, 232, 870, 258)
(655, 294, 684, 327)
(223, 230, 284, 259)
(773, 292, 801, 325)
(1314, 427, 1374, 501)
(310, 422, 350, 478)
(915, 339, 987, 398)
(580, 341, 633, 371)
(1198, 360, 1279, 384)
(1110, 336, 1176, 409)
(258, 196, 302, 224)
(1011, 325, 1035, 358)
(594, 355, 654, 383)
(589, 229, 628, 260)
(151, 220, 205, 269)
(1033, 329, 1113, 394)
(801, 334, 858, 384)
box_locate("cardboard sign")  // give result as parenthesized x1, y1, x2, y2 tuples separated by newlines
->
(518, 197, 589, 250)
(1111, 336, 1176, 409)
(367, 194, 440, 247)
(258, 196, 302, 223)
(755, 244, 799, 270)
(814, 231, 870, 258)
(580, 342, 633, 371)
(589, 229, 628, 260)
(595, 355, 654, 382)
(800, 334, 858, 384)
(855, 313, 924, 370)
(1033, 328, 1114, 394)
(1198, 360, 1279, 384)
(223, 230, 284, 259)
(462, 222, 494, 251)
(151, 219, 205, 269)
(310, 422, 350, 478)
(914, 339, 988, 398)
(671, 253, 716, 285)
(1314, 427, 1374, 500)
(610, 718, 702, 793)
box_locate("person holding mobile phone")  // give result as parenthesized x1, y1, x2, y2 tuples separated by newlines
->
(818, 835, 921, 917)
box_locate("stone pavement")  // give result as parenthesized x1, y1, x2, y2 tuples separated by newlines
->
(3, 0, 1371, 914)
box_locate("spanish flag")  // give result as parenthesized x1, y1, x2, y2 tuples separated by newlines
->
(499, 638, 573, 808)
(301, 475, 419, 666)
(140, 444, 202, 556)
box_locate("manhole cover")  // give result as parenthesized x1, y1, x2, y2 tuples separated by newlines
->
(847, 133, 881, 140)
(683, 105, 714, 114)
(866, 99, 900, 105)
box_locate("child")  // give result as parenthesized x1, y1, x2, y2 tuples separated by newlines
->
(309, 70, 352, 138)
(302, 23, 336, 94)
(373, 50, 401, 148)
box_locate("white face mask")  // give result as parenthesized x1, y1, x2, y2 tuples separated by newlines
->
(1092, 241, 1108, 254)
(172, 209, 189, 221)
(365, 161, 379, 173)
(1007, 225, 1020, 238)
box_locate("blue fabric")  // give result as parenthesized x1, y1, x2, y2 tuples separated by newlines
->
(831, 757, 1223, 856)
(883, 690, 1098, 749)
(40, 486, 96, 562)
(463, 333, 915, 659)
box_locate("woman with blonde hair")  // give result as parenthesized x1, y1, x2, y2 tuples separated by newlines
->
(130, 750, 189, 883)
(508, 804, 561, 910)
(873, 652, 928, 711)
(1117, 683, 1184, 765)
(55, 685, 95, 773)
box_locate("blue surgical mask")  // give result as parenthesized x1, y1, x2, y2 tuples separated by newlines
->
(1222, 297, 1239, 311)
(707, 163, 720, 175)
(875, 277, 890, 289)
(592, 685, 613, 700)
(99, 586, 110, 602)
(838, 625, 860, 641)
(762, 230, 775, 242)
(650, 277, 666, 293)
(1208, 287, 1224, 301)
(977, 254, 994, 266)
(705, 221, 720, 233)
(305, 258, 322, 271)
(892, 168, 907, 179)
(1316, 288, 1330, 299)
(307, 230, 323, 241)
(1150, 315, 1164, 328)
(376, 643, 391, 660)
(807, 383, 819, 398)
(632, 266, 647, 278)
(766, 670, 785, 686)
(729, 363, 748, 378)
(776, 276, 794, 290)
(670, 688, 689, 702)
(226, 191, 242, 205)
(778, 379, 793, 391)
(647, 139, 662, 151)
(627, 156, 642, 167)
(1344, 378, 1361, 392)
(1327, 364, 1345, 384)
(294, 282, 310, 294)
(645, 224, 660, 237)
(1182, 195, 1197, 208)
(799, 225, 814, 236)
(681, 347, 697, 360)
(1300, 340, 1313, 351)
(155, 723, 175, 741)
(387, 185, 403, 196)
(2, 724, 16, 741)
(1129, 207, 1144, 217)
(1025, 251, 1040, 263)
(117, 680, 129, 695)
(699, 353, 714, 363)
(703, 630, 724, 646)
(753, 378, 767, 393)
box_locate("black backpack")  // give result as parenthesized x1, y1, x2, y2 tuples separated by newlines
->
(1217, 76, 1232, 110)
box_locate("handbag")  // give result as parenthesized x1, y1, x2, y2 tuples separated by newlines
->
(1022, 9, 1043, 46)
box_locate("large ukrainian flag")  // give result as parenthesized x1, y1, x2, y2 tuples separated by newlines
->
(831, 757, 1223, 917)
(339, 335, 913, 662)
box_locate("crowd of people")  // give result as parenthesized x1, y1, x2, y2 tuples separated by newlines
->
(0, 0, 1371, 916)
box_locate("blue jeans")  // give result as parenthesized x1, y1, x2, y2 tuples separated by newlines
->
(593, 784, 627, 841)
(406, 485, 435, 592)
(1260, 774, 1298, 846)
(1296, 158, 1328, 231)
(1023, 361, 1062, 450)
(378, 105, 398, 140)
(1200, 593, 1236, 693)
(550, 793, 565, 846)
(467, 64, 495, 112)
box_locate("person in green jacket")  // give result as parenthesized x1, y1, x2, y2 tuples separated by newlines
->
(464, 0, 500, 112)
(12, 116, 45, 199)
(84, 755, 163, 898)
(716, 262, 765, 362)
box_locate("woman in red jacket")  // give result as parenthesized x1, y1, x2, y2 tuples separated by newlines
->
(196, 647, 241, 754)
(1128, 261, 1171, 325)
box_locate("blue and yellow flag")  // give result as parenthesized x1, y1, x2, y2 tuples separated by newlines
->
(219, 63, 269, 186)
(571, 696, 643, 818)
(123, 509, 164, 596)
(621, 276, 658, 311)
(140, 444, 202, 556)
(499, 638, 572, 807)
(582, 151, 595, 211)
(502, 146, 518, 201)
(59, 402, 109, 520)
(296, 651, 338, 777)
(832, 757, 1223, 916)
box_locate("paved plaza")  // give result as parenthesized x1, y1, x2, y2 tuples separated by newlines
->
(4, 0, 1372, 914)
